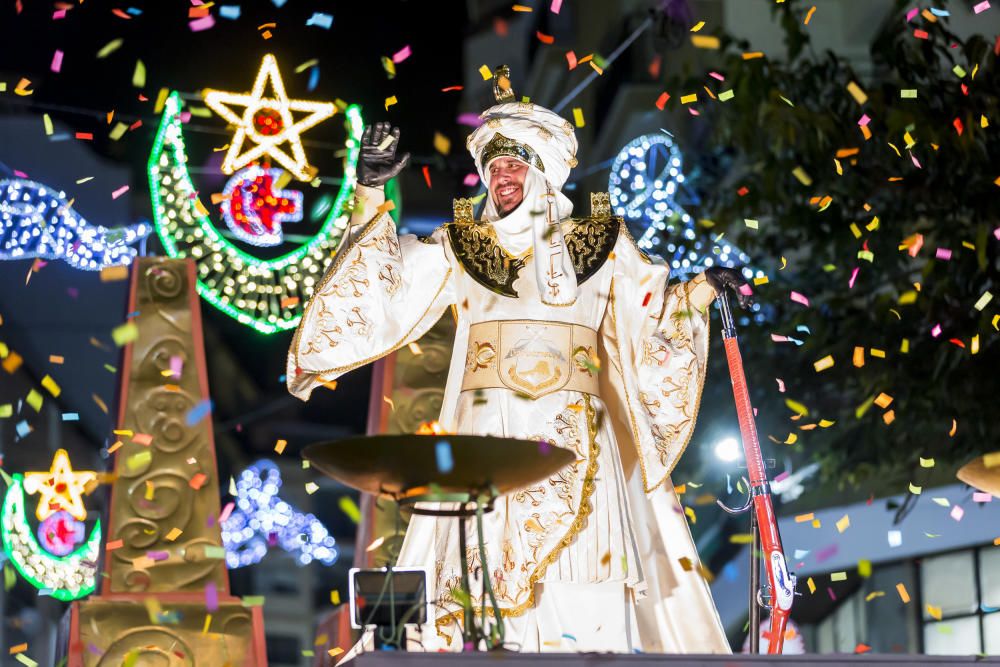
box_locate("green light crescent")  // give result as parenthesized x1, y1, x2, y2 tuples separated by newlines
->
(148, 92, 364, 334)
(1, 475, 100, 602)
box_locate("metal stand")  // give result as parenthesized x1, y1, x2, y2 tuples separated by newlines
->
(748, 510, 761, 654)
(399, 487, 504, 651)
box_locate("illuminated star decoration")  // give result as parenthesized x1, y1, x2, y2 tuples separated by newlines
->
(22, 449, 97, 522)
(0, 178, 151, 271)
(220, 460, 337, 568)
(221, 166, 303, 247)
(204, 54, 336, 181)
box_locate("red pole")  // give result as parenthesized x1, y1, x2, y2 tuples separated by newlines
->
(717, 293, 796, 654)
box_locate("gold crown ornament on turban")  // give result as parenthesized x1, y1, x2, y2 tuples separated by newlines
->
(467, 66, 580, 190)
(480, 133, 546, 173)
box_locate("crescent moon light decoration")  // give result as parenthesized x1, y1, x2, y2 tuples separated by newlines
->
(148, 91, 363, 335)
(1, 474, 100, 601)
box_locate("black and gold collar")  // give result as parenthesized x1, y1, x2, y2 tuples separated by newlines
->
(445, 193, 620, 298)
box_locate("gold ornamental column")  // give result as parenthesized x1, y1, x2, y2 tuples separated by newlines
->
(68, 258, 267, 666)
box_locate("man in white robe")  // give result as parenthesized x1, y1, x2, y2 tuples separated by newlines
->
(288, 87, 751, 654)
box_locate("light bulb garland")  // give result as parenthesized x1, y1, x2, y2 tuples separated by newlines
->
(148, 91, 363, 334)
(1, 474, 100, 601)
(608, 133, 752, 278)
(220, 460, 337, 569)
(0, 178, 151, 271)
(203, 54, 337, 181)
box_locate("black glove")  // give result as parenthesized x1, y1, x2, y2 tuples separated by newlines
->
(705, 266, 754, 309)
(357, 122, 411, 187)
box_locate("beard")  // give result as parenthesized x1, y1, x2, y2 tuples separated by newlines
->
(493, 186, 523, 217)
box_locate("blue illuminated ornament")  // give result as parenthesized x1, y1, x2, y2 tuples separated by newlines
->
(608, 133, 752, 279)
(220, 166, 303, 247)
(221, 459, 337, 568)
(0, 178, 151, 271)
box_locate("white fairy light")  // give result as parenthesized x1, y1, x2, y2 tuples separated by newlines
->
(0, 178, 150, 271)
(220, 460, 337, 569)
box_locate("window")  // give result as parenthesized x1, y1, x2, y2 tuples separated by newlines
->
(920, 547, 1000, 655)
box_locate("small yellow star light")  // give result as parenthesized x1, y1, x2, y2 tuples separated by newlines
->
(22, 449, 97, 521)
(203, 54, 336, 181)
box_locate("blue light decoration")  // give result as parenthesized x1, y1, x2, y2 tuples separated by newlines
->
(221, 459, 337, 568)
(220, 166, 303, 247)
(0, 178, 151, 271)
(608, 133, 755, 281)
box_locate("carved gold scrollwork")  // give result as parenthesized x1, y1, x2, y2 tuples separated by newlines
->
(96, 627, 195, 667)
(133, 387, 199, 455)
(143, 262, 186, 301)
(391, 388, 445, 434)
(138, 337, 189, 381)
(127, 471, 194, 524)
(115, 517, 160, 553)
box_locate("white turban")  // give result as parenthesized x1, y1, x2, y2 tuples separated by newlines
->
(466, 102, 580, 306)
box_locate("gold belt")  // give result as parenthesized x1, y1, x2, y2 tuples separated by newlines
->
(461, 319, 600, 400)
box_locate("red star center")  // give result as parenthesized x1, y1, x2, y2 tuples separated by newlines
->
(253, 107, 284, 137)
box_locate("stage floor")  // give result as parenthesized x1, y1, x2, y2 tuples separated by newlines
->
(352, 653, 1000, 666)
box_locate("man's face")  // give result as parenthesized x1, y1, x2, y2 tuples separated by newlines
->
(488, 157, 528, 217)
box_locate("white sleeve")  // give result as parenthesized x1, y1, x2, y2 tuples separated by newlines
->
(286, 187, 454, 400)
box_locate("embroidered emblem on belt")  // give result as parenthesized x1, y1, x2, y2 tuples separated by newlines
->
(498, 322, 572, 399)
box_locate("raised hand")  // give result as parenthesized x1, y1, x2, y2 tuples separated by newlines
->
(357, 122, 410, 187)
(705, 266, 754, 309)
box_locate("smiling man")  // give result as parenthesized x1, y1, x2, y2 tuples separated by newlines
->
(289, 69, 750, 656)
(489, 156, 528, 216)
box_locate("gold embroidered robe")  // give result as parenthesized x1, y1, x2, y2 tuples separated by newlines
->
(288, 186, 729, 653)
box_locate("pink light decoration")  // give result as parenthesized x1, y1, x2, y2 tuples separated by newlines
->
(935, 248, 952, 260)
(463, 173, 479, 186)
(51, 50, 64, 73)
(931, 324, 942, 337)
